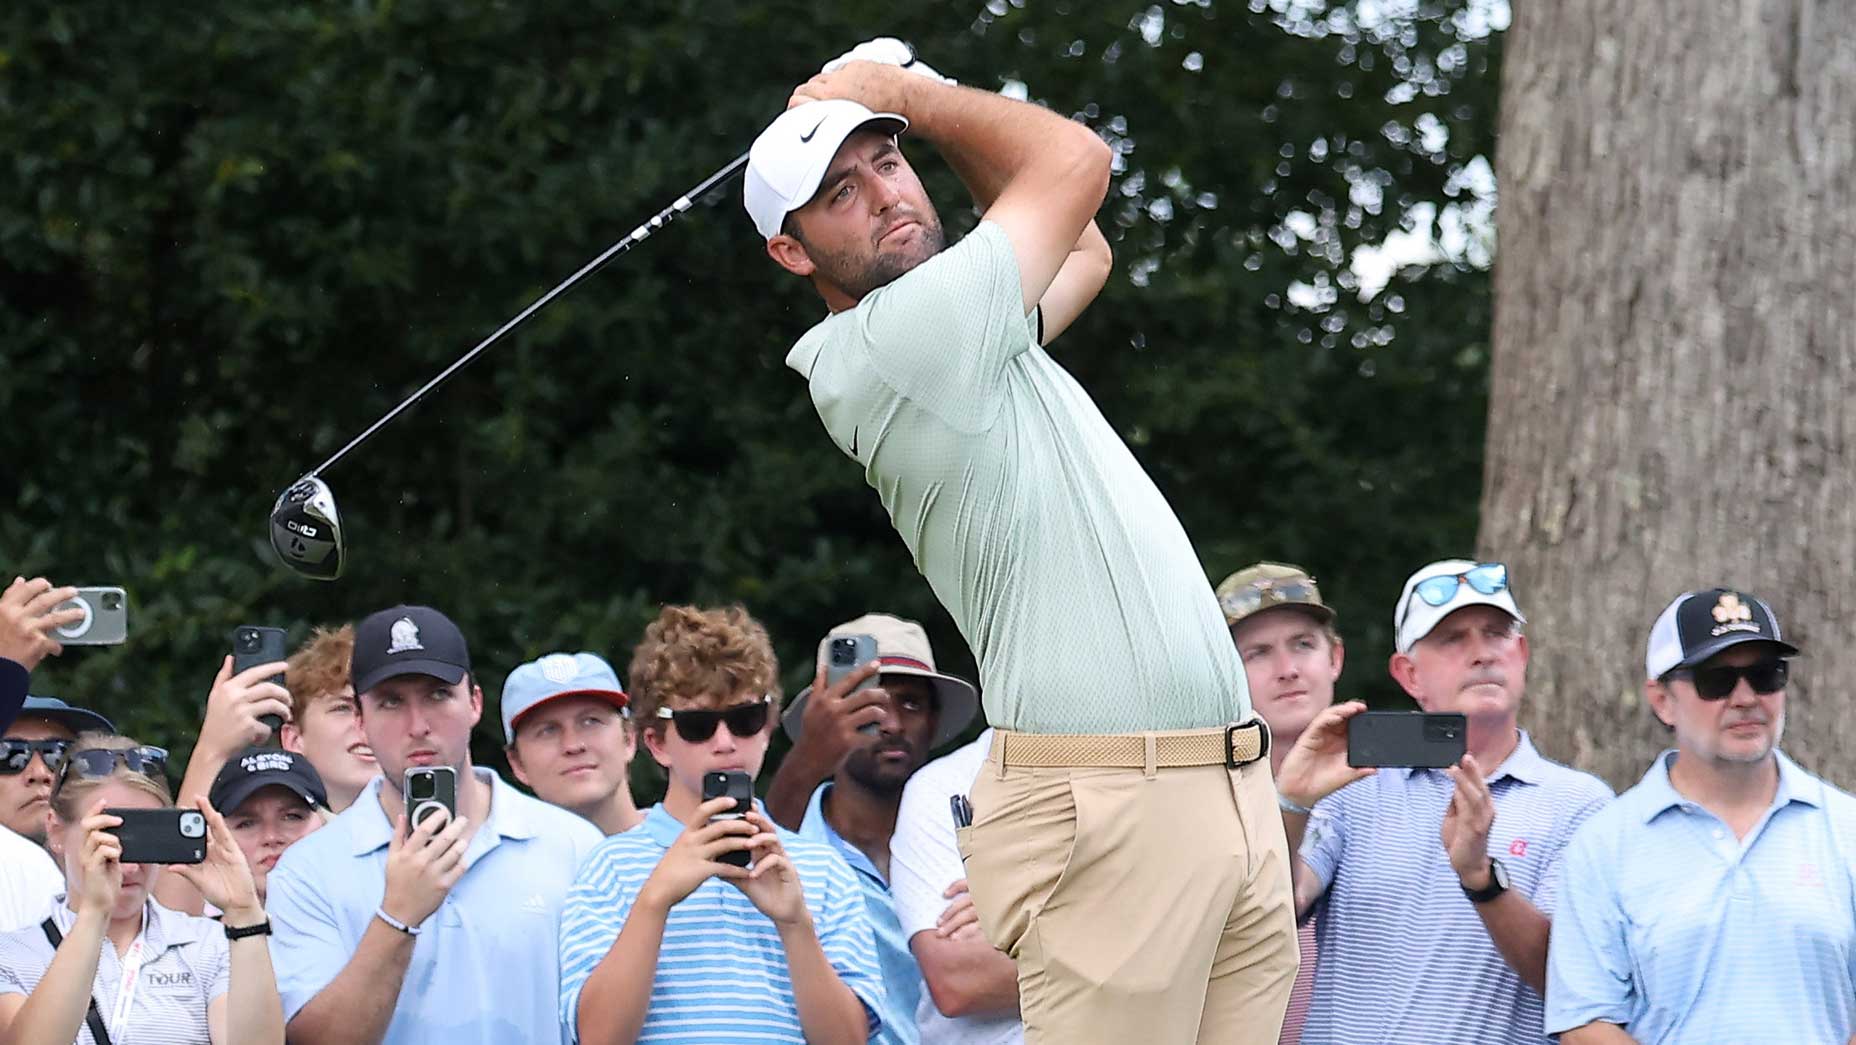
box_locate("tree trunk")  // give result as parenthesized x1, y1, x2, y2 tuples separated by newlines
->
(1482, 0, 1856, 790)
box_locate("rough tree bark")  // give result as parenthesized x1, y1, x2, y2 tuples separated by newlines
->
(1482, 1, 1856, 789)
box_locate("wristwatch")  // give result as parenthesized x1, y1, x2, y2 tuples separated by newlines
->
(1462, 858, 1510, 904)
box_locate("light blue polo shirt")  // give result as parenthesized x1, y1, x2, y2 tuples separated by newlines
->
(267, 769, 602, 1044)
(1300, 730, 1613, 1045)
(558, 802, 886, 1044)
(1547, 749, 1856, 1044)
(799, 781, 923, 1045)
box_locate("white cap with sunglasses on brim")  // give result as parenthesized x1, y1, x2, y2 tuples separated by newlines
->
(1393, 559, 1526, 654)
(1645, 588, 1799, 680)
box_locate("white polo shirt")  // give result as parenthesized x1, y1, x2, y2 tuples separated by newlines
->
(0, 825, 61, 932)
(0, 896, 230, 1045)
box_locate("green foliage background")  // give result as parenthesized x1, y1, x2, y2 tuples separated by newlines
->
(1, 0, 1498, 802)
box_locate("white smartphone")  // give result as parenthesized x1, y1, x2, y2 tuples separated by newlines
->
(54, 587, 128, 646)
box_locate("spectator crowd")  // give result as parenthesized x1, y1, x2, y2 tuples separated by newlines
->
(0, 555, 1847, 1045)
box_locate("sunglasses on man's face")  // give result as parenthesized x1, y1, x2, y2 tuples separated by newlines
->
(654, 697, 772, 744)
(1665, 660, 1789, 700)
(50, 746, 170, 796)
(0, 738, 72, 775)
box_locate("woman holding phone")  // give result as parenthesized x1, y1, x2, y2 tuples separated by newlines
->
(0, 732, 285, 1044)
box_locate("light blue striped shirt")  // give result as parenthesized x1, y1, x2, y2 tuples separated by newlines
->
(558, 802, 885, 1044)
(1546, 749, 1856, 1044)
(1300, 730, 1612, 1045)
(798, 782, 922, 1045)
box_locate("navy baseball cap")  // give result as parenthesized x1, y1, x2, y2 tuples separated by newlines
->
(209, 746, 329, 813)
(1645, 588, 1799, 679)
(13, 696, 115, 737)
(501, 652, 629, 745)
(351, 605, 471, 697)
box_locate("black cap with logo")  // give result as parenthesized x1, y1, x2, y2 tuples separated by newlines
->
(1644, 588, 1800, 679)
(351, 605, 472, 697)
(209, 746, 330, 814)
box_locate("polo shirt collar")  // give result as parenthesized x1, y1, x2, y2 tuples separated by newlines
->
(347, 767, 534, 858)
(636, 798, 773, 850)
(797, 782, 884, 884)
(1401, 728, 1546, 785)
(1635, 747, 1821, 824)
(49, 896, 197, 953)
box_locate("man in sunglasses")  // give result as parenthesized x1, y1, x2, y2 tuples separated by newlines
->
(1275, 558, 1612, 1045)
(0, 697, 112, 932)
(1548, 588, 1856, 1045)
(560, 604, 885, 1044)
(266, 604, 603, 1045)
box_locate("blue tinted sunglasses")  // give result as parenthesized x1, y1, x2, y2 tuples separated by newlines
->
(1399, 563, 1511, 634)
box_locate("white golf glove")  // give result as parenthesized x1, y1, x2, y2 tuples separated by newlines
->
(821, 37, 956, 86)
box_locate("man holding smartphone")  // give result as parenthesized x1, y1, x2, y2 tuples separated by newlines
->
(750, 44, 1289, 1042)
(559, 604, 884, 1044)
(1548, 589, 1856, 1045)
(267, 604, 601, 1045)
(0, 577, 88, 734)
(767, 613, 981, 1045)
(1273, 559, 1612, 1044)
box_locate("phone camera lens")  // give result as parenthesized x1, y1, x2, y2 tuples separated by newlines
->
(102, 592, 122, 611)
(180, 812, 206, 838)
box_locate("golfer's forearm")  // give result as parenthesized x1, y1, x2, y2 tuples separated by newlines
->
(575, 900, 669, 1045)
(780, 918, 868, 1045)
(286, 920, 415, 1045)
(225, 931, 286, 1045)
(9, 909, 106, 1045)
(898, 78, 1107, 217)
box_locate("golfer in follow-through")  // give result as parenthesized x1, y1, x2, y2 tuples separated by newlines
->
(745, 42, 1296, 1045)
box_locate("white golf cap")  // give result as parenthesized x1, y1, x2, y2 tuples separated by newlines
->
(1392, 558, 1526, 654)
(743, 99, 908, 240)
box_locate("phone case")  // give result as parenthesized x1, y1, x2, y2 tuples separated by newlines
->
(1346, 711, 1468, 768)
(702, 771, 753, 867)
(403, 767, 457, 829)
(231, 626, 290, 732)
(106, 808, 207, 865)
(53, 588, 128, 646)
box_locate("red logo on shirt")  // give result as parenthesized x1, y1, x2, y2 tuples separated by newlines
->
(1508, 838, 1529, 858)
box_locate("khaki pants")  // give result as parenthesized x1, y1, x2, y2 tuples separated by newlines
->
(960, 739, 1298, 1045)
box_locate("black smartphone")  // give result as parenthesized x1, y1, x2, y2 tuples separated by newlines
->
(1346, 711, 1468, 768)
(403, 766, 458, 831)
(827, 633, 881, 736)
(106, 808, 207, 865)
(702, 769, 754, 867)
(231, 625, 290, 735)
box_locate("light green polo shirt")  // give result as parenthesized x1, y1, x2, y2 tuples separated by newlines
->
(785, 221, 1249, 733)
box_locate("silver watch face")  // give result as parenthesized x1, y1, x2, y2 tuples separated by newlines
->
(1490, 858, 1510, 891)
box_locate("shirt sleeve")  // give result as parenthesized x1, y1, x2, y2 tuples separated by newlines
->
(889, 764, 965, 941)
(264, 861, 353, 1023)
(853, 221, 1034, 427)
(1534, 778, 1616, 916)
(1544, 820, 1637, 1036)
(1299, 788, 1351, 894)
(557, 843, 640, 1045)
(812, 848, 887, 1038)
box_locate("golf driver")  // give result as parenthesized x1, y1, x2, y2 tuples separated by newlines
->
(269, 152, 750, 580)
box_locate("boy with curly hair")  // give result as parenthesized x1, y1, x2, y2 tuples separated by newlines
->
(558, 605, 887, 1044)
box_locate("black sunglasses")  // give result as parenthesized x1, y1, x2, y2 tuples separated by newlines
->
(0, 738, 72, 776)
(1665, 660, 1789, 700)
(49, 746, 169, 797)
(653, 696, 772, 744)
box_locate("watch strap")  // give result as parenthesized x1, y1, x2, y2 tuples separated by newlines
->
(1462, 858, 1507, 904)
(224, 919, 273, 941)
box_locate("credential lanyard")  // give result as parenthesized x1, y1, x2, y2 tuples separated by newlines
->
(106, 935, 147, 1044)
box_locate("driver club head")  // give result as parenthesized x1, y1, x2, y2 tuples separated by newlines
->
(269, 476, 344, 581)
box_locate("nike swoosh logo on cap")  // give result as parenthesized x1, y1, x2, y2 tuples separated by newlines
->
(799, 117, 828, 143)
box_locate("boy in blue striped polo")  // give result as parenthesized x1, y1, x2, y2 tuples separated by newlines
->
(559, 605, 885, 1045)
(1547, 589, 1856, 1045)
(1274, 559, 1613, 1045)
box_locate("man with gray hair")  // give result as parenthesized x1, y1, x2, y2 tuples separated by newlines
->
(1274, 559, 1612, 1044)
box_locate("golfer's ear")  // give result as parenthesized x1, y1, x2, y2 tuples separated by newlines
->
(766, 234, 815, 277)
